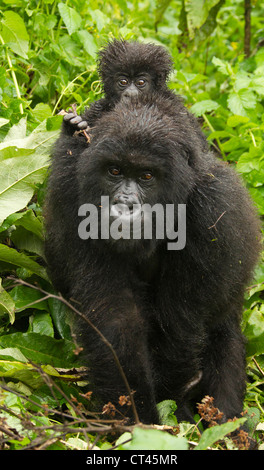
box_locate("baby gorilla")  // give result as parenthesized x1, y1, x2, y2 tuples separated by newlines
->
(63, 39, 173, 132)
(45, 95, 261, 425)
(60, 39, 206, 158)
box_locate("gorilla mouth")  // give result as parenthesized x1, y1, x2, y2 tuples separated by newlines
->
(110, 202, 142, 220)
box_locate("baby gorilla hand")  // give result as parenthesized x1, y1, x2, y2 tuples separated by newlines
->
(64, 113, 88, 130)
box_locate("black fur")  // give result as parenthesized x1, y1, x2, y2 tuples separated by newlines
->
(45, 95, 261, 424)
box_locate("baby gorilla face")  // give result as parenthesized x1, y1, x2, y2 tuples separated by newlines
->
(114, 73, 153, 100)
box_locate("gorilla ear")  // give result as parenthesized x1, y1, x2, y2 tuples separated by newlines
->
(186, 150, 196, 167)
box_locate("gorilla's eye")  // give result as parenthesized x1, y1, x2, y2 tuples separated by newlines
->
(140, 171, 153, 181)
(108, 167, 122, 176)
(136, 78, 146, 87)
(119, 78, 129, 87)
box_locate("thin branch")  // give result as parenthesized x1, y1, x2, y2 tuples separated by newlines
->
(208, 211, 226, 230)
(7, 277, 140, 425)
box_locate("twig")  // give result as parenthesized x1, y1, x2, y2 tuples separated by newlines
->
(252, 357, 264, 377)
(208, 211, 226, 230)
(7, 277, 140, 425)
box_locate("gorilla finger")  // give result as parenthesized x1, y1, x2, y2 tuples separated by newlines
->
(64, 113, 76, 121)
(77, 120, 88, 130)
(70, 116, 83, 125)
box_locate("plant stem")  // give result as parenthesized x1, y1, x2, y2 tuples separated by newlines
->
(244, 0, 251, 58)
(0, 34, 23, 115)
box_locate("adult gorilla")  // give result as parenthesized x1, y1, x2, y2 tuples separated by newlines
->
(44, 95, 260, 425)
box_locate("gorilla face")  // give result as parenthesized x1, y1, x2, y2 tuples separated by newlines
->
(77, 148, 165, 253)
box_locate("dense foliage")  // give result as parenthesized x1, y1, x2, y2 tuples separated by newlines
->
(0, 0, 263, 450)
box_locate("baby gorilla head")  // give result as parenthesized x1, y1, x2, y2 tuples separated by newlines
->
(97, 39, 173, 101)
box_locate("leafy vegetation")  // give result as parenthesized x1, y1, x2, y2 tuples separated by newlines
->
(0, 0, 264, 450)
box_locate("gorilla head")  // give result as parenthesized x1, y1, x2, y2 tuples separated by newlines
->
(97, 39, 173, 100)
(76, 96, 202, 254)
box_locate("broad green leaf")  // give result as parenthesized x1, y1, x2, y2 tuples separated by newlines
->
(184, 0, 220, 38)
(248, 187, 264, 215)
(0, 244, 49, 280)
(28, 312, 54, 337)
(89, 10, 110, 32)
(212, 56, 233, 76)
(0, 118, 9, 128)
(243, 407, 260, 436)
(190, 100, 219, 117)
(0, 332, 76, 367)
(244, 305, 264, 357)
(0, 154, 49, 225)
(226, 115, 250, 127)
(0, 360, 79, 388)
(117, 427, 189, 450)
(234, 71, 251, 92)
(2, 210, 43, 239)
(195, 418, 246, 450)
(77, 30, 97, 59)
(3, 117, 27, 142)
(31, 103, 52, 122)
(0, 360, 44, 388)
(251, 76, 264, 96)
(48, 297, 72, 340)
(227, 90, 256, 116)
(0, 278, 15, 323)
(0, 347, 28, 362)
(1, 11, 29, 59)
(0, 119, 59, 154)
(9, 285, 48, 312)
(58, 3, 82, 35)
(13, 210, 43, 239)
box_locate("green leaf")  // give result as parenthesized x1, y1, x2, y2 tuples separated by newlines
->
(243, 407, 260, 436)
(195, 418, 246, 450)
(0, 244, 49, 281)
(243, 305, 264, 357)
(0, 278, 15, 323)
(0, 332, 76, 367)
(0, 118, 9, 128)
(3, 210, 44, 239)
(89, 10, 110, 32)
(227, 90, 257, 116)
(251, 76, 264, 96)
(190, 100, 219, 117)
(48, 297, 72, 340)
(212, 56, 233, 76)
(0, 360, 44, 388)
(184, 0, 220, 38)
(0, 118, 59, 155)
(0, 347, 28, 362)
(0, 154, 49, 225)
(1, 11, 29, 59)
(31, 103, 52, 122)
(9, 285, 48, 312)
(157, 400, 178, 426)
(77, 30, 97, 59)
(28, 312, 54, 337)
(58, 3, 82, 35)
(226, 115, 250, 128)
(117, 427, 189, 450)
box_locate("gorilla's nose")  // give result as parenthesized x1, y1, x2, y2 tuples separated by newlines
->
(118, 194, 134, 209)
